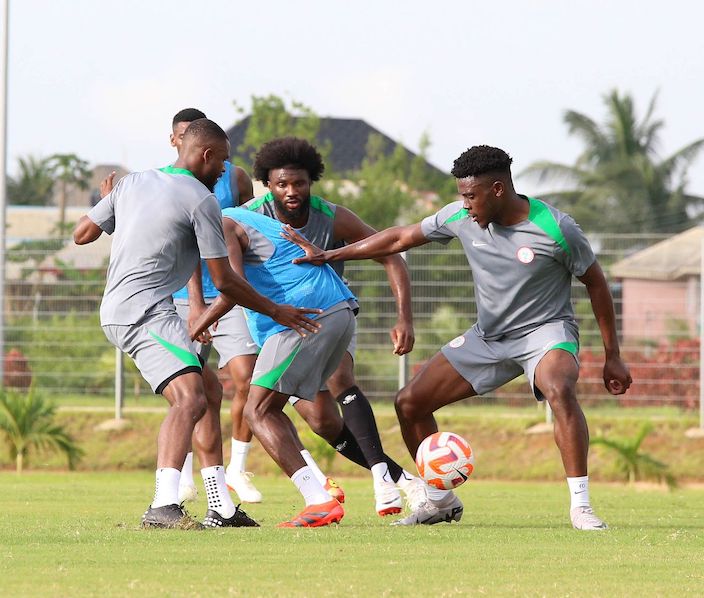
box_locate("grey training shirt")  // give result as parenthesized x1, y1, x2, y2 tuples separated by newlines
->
(420, 197, 596, 340)
(87, 167, 228, 326)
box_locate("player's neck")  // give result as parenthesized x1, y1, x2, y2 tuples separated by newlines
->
(496, 193, 529, 227)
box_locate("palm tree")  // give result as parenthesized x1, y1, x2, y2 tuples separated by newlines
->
(521, 90, 704, 233)
(590, 423, 676, 488)
(0, 388, 82, 474)
(7, 155, 55, 206)
(46, 153, 92, 235)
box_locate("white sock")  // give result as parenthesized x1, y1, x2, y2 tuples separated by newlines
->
(179, 452, 194, 487)
(300, 449, 328, 486)
(152, 467, 180, 508)
(426, 485, 452, 504)
(567, 475, 591, 510)
(291, 466, 331, 506)
(395, 470, 417, 490)
(371, 462, 391, 486)
(230, 439, 251, 472)
(201, 465, 236, 518)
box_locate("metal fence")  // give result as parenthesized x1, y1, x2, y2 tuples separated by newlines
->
(2, 232, 701, 411)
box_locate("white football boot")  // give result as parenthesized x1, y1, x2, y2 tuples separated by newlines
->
(374, 480, 403, 516)
(225, 468, 263, 503)
(400, 476, 428, 512)
(392, 494, 463, 526)
(570, 506, 608, 530)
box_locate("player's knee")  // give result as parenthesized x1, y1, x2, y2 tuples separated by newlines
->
(181, 391, 208, 421)
(327, 371, 355, 396)
(542, 381, 577, 411)
(203, 371, 223, 409)
(394, 387, 425, 422)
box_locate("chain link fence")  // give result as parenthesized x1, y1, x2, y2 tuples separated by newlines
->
(3, 231, 701, 410)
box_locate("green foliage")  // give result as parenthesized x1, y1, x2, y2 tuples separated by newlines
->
(46, 153, 92, 230)
(7, 155, 55, 206)
(233, 94, 324, 169)
(0, 388, 83, 473)
(521, 89, 704, 233)
(591, 423, 677, 487)
(4, 313, 115, 396)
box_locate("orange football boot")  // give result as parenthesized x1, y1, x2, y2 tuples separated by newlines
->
(324, 478, 345, 504)
(277, 499, 345, 528)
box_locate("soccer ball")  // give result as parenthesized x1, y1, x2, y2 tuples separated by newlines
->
(415, 432, 474, 490)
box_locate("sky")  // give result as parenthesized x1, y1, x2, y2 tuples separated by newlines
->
(6, 0, 704, 197)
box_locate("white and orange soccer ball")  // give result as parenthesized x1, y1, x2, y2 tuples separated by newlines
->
(415, 432, 475, 490)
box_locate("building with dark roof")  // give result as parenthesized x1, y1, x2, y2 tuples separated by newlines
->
(226, 116, 447, 178)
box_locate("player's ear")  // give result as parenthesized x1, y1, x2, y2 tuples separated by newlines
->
(169, 133, 176, 148)
(202, 147, 212, 163)
(492, 180, 504, 197)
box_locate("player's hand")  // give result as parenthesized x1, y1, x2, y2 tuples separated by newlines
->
(194, 329, 212, 344)
(390, 319, 415, 355)
(100, 171, 116, 198)
(271, 304, 323, 337)
(280, 225, 328, 265)
(603, 355, 632, 395)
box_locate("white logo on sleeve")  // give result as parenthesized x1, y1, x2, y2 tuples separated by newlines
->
(472, 240, 488, 247)
(516, 246, 535, 264)
(449, 335, 466, 348)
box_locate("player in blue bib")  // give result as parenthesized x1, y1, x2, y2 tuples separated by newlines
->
(190, 208, 358, 527)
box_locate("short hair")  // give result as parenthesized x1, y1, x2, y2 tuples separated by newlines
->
(172, 108, 207, 127)
(252, 137, 325, 183)
(451, 145, 513, 179)
(183, 118, 229, 144)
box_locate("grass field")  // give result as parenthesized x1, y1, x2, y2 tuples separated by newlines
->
(2, 472, 703, 597)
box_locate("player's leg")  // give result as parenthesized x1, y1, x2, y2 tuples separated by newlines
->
(105, 314, 208, 529)
(245, 386, 342, 528)
(394, 329, 516, 526)
(531, 333, 607, 531)
(247, 305, 355, 527)
(395, 350, 476, 456)
(224, 353, 261, 502)
(208, 305, 263, 502)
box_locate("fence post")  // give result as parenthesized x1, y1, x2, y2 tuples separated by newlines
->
(115, 347, 124, 420)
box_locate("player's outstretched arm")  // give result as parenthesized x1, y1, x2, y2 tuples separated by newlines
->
(283, 222, 429, 265)
(73, 216, 104, 245)
(578, 260, 633, 395)
(333, 206, 415, 355)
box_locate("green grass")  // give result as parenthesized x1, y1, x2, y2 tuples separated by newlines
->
(1, 472, 702, 597)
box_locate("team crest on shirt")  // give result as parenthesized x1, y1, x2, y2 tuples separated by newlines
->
(516, 246, 535, 264)
(449, 335, 466, 348)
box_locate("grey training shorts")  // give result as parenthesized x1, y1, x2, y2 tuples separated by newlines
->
(103, 306, 201, 393)
(441, 320, 580, 401)
(252, 302, 355, 401)
(175, 300, 258, 368)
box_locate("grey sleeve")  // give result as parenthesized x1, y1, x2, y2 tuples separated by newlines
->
(86, 190, 116, 235)
(420, 201, 463, 245)
(192, 195, 228, 259)
(560, 215, 596, 276)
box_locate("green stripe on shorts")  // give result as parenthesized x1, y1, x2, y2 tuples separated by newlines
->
(148, 331, 201, 368)
(252, 344, 301, 388)
(549, 341, 578, 355)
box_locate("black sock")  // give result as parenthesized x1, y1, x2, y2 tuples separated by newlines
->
(335, 385, 387, 468)
(330, 424, 370, 469)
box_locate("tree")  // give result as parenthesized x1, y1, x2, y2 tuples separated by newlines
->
(46, 153, 92, 235)
(7, 155, 55, 206)
(0, 388, 82, 474)
(521, 90, 704, 233)
(233, 95, 324, 169)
